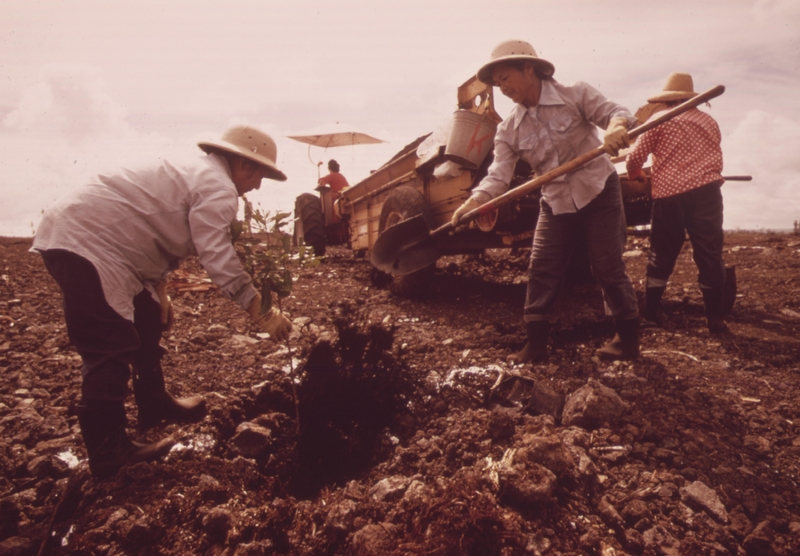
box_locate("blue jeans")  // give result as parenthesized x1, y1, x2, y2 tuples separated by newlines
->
(646, 180, 725, 292)
(524, 172, 638, 322)
(40, 250, 165, 401)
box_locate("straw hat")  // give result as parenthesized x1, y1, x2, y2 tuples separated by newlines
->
(198, 125, 287, 181)
(647, 72, 697, 103)
(477, 40, 555, 85)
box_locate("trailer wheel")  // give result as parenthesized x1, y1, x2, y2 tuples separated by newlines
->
(295, 193, 327, 257)
(377, 186, 435, 297)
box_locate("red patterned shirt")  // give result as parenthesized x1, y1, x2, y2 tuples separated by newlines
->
(626, 107, 723, 199)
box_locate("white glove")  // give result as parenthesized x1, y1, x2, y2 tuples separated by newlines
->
(603, 117, 631, 156)
(451, 196, 482, 227)
(247, 294, 293, 342)
(154, 280, 174, 331)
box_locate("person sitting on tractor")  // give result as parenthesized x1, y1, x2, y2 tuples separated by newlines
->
(32, 124, 293, 478)
(452, 39, 640, 363)
(317, 159, 349, 223)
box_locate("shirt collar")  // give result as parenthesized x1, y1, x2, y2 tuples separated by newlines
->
(510, 79, 564, 129)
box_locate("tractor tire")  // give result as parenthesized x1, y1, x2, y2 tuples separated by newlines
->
(377, 185, 435, 298)
(295, 193, 327, 257)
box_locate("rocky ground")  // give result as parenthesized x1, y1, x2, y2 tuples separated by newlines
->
(1, 230, 799, 556)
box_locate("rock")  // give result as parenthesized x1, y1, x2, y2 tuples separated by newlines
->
(562, 379, 626, 429)
(350, 523, 396, 556)
(230, 334, 259, 346)
(729, 509, 754, 540)
(498, 461, 557, 508)
(197, 474, 230, 503)
(518, 433, 574, 479)
(597, 496, 624, 530)
(0, 536, 36, 556)
(743, 520, 775, 556)
(642, 525, 680, 556)
(234, 540, 276, 555)
(743, 435, 771, 457)
(25, 454, 69, 480)
(368, 476, 409, 503)
(679, 481, 728, 524)
(230, 422, 272, 458)
(621, 499, 652, 526)
(0, 497, 21, 539)
(326, 498, 358, 533)
(202, 507, 233, 542)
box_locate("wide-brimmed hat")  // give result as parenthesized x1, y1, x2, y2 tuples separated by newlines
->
(647, 72, 697, 103)
(477, 40, 555, 85)
(198, 125, 287, 181)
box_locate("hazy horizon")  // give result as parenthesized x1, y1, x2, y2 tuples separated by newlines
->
(2, 0, 798, 237)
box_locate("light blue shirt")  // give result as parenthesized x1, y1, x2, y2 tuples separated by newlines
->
(473, 79, 636, 215)
(32, 153, 257, 320)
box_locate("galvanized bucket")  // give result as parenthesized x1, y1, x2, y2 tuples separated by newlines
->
(444, 110, 497, 169)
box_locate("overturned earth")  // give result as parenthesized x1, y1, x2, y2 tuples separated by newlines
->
(1, 230, 799, 556)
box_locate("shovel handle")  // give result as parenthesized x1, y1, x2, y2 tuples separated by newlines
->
(436, 84, 726, 237)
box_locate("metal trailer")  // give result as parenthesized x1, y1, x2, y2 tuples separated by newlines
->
(295, 76, 653, 295)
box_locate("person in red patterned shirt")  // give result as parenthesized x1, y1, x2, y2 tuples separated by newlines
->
(626, 72, 728, 333)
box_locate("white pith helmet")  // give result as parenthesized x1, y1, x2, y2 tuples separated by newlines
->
(198, 125, 287, 181)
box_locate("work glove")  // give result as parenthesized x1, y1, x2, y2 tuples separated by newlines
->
(451, 196, 482, 228)
(154, 280, 174, 331)
(603, 117, 631, 156)
(247, 293, 293, 342)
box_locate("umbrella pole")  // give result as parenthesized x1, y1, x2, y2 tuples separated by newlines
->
(307, 144, 321, 180)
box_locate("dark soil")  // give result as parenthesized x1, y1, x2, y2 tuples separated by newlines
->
(1, 231, 799, 556)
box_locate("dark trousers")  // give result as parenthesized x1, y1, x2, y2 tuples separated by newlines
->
(524, 172, 639, 322)
(41, 250, 165, 401)
(646, 181, 725, 292)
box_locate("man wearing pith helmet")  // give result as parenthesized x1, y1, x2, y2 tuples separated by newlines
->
(32, 124, 293, 478)
(452, 40, 640, 363)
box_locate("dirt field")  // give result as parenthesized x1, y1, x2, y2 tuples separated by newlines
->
(1, 230, 799, 555)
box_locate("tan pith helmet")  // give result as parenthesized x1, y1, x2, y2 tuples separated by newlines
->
(477, 40, 555, 85)
(198, 125, 287, 181)
(647, 72, 698, 103)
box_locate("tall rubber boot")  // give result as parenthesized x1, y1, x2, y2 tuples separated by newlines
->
(508, 321, 549, 364)
(133, 365, 207, 430)
(642, 286, 666, 325)
(701, 288, 728, 334)
(77, 399, 175, 479)
(596, 317, 639, 361)
(723, 266, 737, 316)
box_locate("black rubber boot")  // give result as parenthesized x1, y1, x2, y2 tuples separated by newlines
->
(701, 288, 728, 334)
(133, 365, 207, 430)
(596, 317, 640, 361)
(723, 266, 737, 316)
(643, 286, 666, 325)
(77, 399, 175, 479)
(508, 321, 549, 364)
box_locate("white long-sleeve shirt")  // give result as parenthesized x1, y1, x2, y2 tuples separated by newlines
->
(32, 153, 257, 321)
(473, 79, 636, 215)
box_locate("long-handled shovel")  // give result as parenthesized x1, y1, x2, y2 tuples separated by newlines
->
(371, 85, 726, 276)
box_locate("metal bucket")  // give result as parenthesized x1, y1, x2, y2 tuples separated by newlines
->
(444, 110, 497, 169)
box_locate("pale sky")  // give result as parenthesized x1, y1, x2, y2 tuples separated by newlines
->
(1, 0, 798, 236)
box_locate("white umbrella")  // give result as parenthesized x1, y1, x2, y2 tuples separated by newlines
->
(287, 123, 385, 149)
(287, 123, 386, 177)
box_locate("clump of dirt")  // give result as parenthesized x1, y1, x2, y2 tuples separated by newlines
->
(1, 232, 800, 555)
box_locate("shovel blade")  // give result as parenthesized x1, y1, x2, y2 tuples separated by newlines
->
(370, 215, 439, 276)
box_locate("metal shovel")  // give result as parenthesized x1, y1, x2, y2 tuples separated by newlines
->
(371, 85, 726, 276)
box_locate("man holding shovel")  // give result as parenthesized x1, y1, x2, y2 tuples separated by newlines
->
(32, 125, 292, 478)
(452, 40, 640, 363)
(626, 73, 728, 333)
